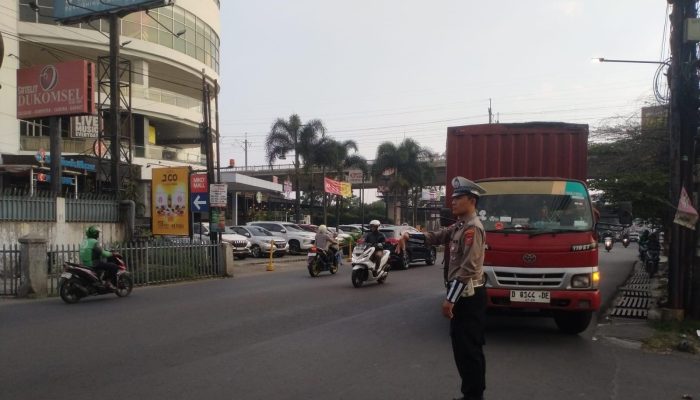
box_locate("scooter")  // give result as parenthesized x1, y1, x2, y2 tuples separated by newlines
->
(350, 244, 390, 288)
(307, 244, 340, 277)
(58, 254, 133, 304)
(622, 237, 630, 248)
(604, 236, 613, 252)
(645, 248, 660, 276)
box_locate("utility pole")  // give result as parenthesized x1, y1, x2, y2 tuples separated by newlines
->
(244, 133, 249, 169)
(109, 13, 121, 194)
(488, 98, 493, 124)
(668, 0, 699, 316)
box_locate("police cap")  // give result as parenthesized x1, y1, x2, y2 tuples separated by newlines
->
(451, 176, 486, 198)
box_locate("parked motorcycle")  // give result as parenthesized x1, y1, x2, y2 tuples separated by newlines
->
(307, 244, 340, 277)
(604, 236, 613, 252)
(645, 248, 660, 276)
(350, 244, 390, 288)
(58, 254, 133, 304)
(622, 237, 630, 248)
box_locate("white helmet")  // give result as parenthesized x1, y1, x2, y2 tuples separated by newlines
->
(369, 220, 380, 227)
(318, 224, 327, 233)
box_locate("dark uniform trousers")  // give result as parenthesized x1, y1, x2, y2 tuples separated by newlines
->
(450, 285, 487, 400)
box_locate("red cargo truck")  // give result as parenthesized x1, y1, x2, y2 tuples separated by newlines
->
(445, 122, 599, 334)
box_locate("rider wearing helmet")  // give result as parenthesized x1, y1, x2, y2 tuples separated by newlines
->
(362, 220, 386, 270)
(315, 225, 338, 264)
(79, 226, 118, 289)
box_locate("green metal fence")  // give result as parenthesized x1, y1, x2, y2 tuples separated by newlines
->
(0, 192, 55, 222)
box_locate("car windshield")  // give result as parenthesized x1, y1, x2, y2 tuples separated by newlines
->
(249, 226, 273, 236)
(379, 229, 398, 238)
(222, 227, 237, 235)
(283, 224, 304, 232)
(478, 180, 593, 233)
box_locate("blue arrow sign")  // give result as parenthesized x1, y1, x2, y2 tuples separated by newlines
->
(191, 193, 209, 213)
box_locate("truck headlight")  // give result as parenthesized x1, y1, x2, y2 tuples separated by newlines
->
(571, 274, 591, 288)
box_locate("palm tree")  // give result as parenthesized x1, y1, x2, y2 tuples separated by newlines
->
(265, 114, 325, 222)
(372, 138, 434, 223)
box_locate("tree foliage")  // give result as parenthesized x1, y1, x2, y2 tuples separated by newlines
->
(587, 118, 669, 220)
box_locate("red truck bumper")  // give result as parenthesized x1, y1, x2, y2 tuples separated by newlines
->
(487, 288, 601, 312)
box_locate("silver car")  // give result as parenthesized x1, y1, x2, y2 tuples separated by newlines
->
(247, 221, 316, 254)
(231, 226, 289, 258)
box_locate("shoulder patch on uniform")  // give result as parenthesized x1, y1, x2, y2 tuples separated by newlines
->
(464, 227, 475, 245)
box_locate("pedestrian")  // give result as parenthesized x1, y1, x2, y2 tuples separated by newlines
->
(399, 176, 487, 400)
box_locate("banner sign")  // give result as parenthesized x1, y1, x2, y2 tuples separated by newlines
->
(210, 209, 226, 233)
(324, 177, 341, 196)
(210, 183, 228, 207)
(674, 187, 699, 230)
(17, 60, 95, 119)
(421, 188, 439, 201)
(71, 114, 99, 138)
(341, 182, 352, 198)
(151, 167, 190, 236)
(53, 0, 175, 23)
(190, 174, 208, 193)
(347, 170, 370, 184)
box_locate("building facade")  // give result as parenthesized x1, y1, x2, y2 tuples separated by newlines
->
(0, 0, 220, 202)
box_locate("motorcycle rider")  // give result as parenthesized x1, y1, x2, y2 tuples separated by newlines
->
(79, 226, 118, 289)
(314, 225, 338, 265)
(362, 220, 386, 271)
(639, 229, 650, 260)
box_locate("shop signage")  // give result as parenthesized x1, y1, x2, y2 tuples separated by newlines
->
(53, 0, 175, 23)
(17, 60, 95, 119)
(151, 167, 190, 236)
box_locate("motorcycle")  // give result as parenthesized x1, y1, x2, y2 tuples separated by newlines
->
(645, 248, 660, 276)
(307, 244, 340, 277)
(58, 254, 134, 304)
(622, 237, 630, 248)
(350, 244, 390, 288)
(604, 236, 613, 252)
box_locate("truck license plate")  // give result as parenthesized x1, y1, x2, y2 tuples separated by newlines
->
(510, 290, 550, 304)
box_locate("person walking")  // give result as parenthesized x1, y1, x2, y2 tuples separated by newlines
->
(399, 176, 487, 400)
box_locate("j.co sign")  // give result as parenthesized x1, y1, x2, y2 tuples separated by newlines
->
(17, 60, 94, 119)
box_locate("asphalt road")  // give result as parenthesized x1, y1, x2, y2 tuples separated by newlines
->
(1, 245, 698, 400)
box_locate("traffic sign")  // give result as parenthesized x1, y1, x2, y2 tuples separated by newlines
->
(210, 184, 227, 207)
(191, 193, 209, 213)
(190, 174, 208, 193)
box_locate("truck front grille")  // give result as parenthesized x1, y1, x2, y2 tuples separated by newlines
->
(495, 271, 565, 287)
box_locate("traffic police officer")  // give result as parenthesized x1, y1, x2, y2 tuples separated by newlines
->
(400, 176, 487, 400)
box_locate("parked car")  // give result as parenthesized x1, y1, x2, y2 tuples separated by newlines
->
(194, 222, 251, 259)
(230, 225, 289, 258)
(298, 224, 318, 233)
(246, 221, 316, 254)
(338, 225, 363, 242)
(357, 225, 436, 270)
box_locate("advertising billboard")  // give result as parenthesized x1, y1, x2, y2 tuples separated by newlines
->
(17, 60, 94, 119)
(53, 0, 175, 23)
(71, 115, 99, 138)
(151, 167, 190, 236)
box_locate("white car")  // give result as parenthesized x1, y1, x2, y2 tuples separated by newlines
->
(247, 221, 316, 254)
(231, 226, 289, 258)
(194, 222, 252, 259)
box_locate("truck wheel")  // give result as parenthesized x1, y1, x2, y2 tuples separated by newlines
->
(554, 311, 592, 335)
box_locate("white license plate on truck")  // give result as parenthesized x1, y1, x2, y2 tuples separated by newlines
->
(510, 290, 550, 304)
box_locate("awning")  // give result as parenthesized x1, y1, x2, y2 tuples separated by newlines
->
(220, 172, 283, 193)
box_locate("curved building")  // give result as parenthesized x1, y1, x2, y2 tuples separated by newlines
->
(0, 0, 220, 194)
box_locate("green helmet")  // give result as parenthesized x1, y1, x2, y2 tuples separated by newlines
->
(86, 225, 101, 239)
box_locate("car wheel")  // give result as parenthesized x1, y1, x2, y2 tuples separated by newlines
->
(250, 245, 262, 258)
(289, 240, 301, 254)
(397, 252, 410, 270)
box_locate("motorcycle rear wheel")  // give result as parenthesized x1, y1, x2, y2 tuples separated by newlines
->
(308, 260, 321, 277)
(59, 278, 81, 304)
(115, 274, 134, 297)
(329, 262, 339, 274)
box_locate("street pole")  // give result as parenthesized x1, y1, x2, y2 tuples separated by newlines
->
(109, 13, 120, 194)
(49, 116, 62, 195)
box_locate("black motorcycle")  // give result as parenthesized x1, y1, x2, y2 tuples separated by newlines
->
(58, 254, 134, 304)
(645, 248, 661, 276)
(307, 245, 340, 277)
(622, 237, 630, 248)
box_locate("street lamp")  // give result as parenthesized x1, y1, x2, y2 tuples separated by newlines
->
(592, 57, 668, 65)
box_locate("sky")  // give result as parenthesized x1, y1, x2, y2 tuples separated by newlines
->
(217, 0, 669, 171)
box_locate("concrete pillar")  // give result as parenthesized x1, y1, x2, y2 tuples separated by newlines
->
(56, 197, 66, 225)
(221, 242, 234, 277)
(17, 234, 48, 298)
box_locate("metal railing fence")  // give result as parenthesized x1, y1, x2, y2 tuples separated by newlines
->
(0, 191, 56, 222)
(66, 197, 120, 223)
(46, 241, 223, 296)
(0, 244, 21, 296)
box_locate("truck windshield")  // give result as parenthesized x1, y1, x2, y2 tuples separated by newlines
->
(477, 180, 593, 233)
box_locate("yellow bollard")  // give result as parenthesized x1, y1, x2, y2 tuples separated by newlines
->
(266, 239, 275, 271)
